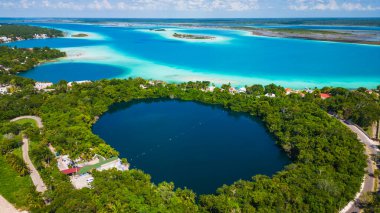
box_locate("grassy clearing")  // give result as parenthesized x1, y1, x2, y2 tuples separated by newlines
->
(0, 155, 34, 210)
(13, 118, 37, 128)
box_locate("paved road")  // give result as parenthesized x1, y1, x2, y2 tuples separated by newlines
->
(340, 121, 378, 213)
(10, 116, 43, 129)
(21, 136, 47, 193)
(10, 116, 47, 193)
(0, 195, 27, 213)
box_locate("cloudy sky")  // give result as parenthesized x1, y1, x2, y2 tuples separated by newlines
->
(0, 0, 379, 18)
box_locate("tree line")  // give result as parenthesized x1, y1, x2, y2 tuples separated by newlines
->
(0, 46, 66, 74)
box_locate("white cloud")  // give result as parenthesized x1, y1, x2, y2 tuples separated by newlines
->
(313, 0, 339, 11)
(288, 0, 309, 11)
(0, 1, 15, 8)
(20, 0, 36, 9)
(114, 0, 259, 11)
(88, 0, 113, 10)
(288, 0, 380, 11)
(1, 0, 378, 13)
(227, 0, 259, 11)
(341, 2, 379, 11)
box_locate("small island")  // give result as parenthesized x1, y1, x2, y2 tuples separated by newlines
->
(71, 33, 89, 38)
(149, 29, 166, 32)
(173, 33, 216, 40)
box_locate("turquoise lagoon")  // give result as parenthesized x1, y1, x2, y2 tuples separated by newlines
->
(5, 21, 380, 88)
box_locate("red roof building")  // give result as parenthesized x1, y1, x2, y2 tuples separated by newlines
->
(320, 93, 332, 99)
(61, 167, 81, 175)
(285, 88, 292, 95)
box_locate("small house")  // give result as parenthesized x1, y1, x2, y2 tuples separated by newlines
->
(320, 93, 331, 100)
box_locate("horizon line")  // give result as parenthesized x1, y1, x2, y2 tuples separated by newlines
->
(1, 17, 380, 19)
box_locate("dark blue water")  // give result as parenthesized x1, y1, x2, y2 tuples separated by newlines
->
(19, 63, 126, 83)
(92, 100, 290, 194)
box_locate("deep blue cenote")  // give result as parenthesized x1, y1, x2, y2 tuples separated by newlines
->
(92, 100, 290, 194)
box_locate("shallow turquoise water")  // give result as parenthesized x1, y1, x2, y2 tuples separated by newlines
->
(4, 21, 380, 88)
(92, 100, 290, 194)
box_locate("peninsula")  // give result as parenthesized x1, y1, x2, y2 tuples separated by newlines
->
(248, 28, 380, 45)
(0, 24, 64, 43)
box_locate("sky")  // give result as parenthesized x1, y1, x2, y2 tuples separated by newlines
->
(0, 0, 379, 18)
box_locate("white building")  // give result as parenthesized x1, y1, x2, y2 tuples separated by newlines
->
(229, 87, 237, 94)
(0, 86, 9, 95)
(206, 86, 215, 92)
(97, 158, 128, 172)
(305, 88, 314, 94)
(285, 88, 292, 95)
(34, 82, 53, 90)
(265, 93, 276, 98)
(0, 36, 11, 42)
(238, 87, 247, 93)
(67, 80, 91, 87)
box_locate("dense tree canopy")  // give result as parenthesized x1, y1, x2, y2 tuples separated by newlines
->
(0, 24, 64, 41)
(0, 46, 66, 74)
(319, 87, 380, 128)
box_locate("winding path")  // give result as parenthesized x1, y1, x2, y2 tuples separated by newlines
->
(340, 120, 378, 213)
(10, 116, 47, 193)
(11, 116, 43, 129)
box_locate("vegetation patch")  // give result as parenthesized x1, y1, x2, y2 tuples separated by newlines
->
(268, 28, 351, 35)
(71, 33, 88, 37)
(173, 33, 216, 40)
(0, 156, 37, 210)
(12, 118, 38, 128)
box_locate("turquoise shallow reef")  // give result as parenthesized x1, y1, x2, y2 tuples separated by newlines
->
(4, 19, 380, 88)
